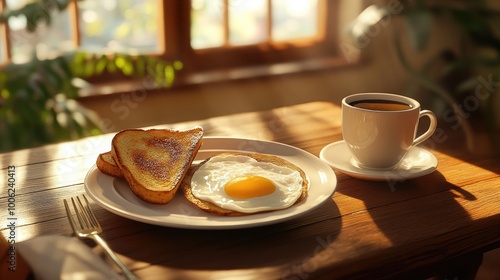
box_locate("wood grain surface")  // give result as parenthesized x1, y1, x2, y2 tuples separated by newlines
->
(1, 101, 499, 279)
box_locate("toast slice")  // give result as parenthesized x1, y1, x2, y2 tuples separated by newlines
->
(111, 127, 203, 204)
(96, 151, 123, 177)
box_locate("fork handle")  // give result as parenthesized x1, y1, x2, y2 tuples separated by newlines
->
(91, 235, 140, 280)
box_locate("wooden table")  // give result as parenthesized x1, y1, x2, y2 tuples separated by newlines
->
(1, 101, 499, 279)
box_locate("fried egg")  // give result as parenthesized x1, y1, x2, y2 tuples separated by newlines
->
(190, 154, 305, 213)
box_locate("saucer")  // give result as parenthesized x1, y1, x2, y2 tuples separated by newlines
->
(319, 141, 438, 181)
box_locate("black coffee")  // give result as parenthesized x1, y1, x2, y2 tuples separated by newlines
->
(350, 99, 412, 111)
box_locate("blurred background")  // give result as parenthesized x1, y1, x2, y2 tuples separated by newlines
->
(1, 0, 499, 153)
(1, 1, 500, 278)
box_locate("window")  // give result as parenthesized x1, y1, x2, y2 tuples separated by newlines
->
(77, 0, 161, 54)
(7, 0, 74, 63)
(191, 0, 320, 49)
(1, 0, 340, 79)
(180, 0, 339, 73)
(2, 0, 161, 63)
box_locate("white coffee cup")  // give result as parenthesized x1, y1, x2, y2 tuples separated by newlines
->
(342, 93, 437, 169)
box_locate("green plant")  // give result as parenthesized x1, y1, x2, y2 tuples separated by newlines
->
(348, 0, 500, 151)
(0, 53, 182, 152)
(0, 55, 97, 151)
(0, 1, 182, 152)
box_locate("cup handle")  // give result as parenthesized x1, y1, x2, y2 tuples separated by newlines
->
(413, 110, 438, 146)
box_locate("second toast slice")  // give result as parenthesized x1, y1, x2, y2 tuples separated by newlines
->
(96, 151, 123, 178)
(111, 127, 203, 204)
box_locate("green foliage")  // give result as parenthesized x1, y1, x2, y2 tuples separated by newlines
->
(0, 1, 182, 152)
(0, 55, 99, 151)
(71, 53, 183, 88)
(0, 52, 183, 152)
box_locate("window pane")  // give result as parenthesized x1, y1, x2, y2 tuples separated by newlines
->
(191, 0, 225, 49)
(78, 0, 160, 53)
(228, 0, 267, 46)
(7, 0, 73, 64)
(272, 0, 318, 42)
(191, 0, 321, 50)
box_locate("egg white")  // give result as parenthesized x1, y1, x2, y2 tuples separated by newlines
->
(190, 154, 304, 213)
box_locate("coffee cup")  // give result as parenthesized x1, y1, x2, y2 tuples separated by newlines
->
(342, 93, 437, 169)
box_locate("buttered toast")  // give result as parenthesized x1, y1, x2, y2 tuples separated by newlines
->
(111, 127, 203, 204)
(96, 151, 123, 177)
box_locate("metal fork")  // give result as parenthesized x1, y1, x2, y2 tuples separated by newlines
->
(63, 195, 139, 280)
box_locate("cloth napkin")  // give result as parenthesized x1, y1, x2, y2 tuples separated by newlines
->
(0, 232, 30, 280)
(2, 234, 123, 280)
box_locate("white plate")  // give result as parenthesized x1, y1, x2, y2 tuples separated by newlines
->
(84, 137, 337, 229)
(319, 140, 438, 181)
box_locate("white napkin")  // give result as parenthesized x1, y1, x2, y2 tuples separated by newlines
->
(17, 235, 123, 280)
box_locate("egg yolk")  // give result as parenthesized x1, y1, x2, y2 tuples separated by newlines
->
(224, 175, 276, 199)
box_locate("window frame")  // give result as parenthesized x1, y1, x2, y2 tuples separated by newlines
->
(172, 0, 341, 73)
(1, 0, 344, 85)
(0, 0, 10, 61)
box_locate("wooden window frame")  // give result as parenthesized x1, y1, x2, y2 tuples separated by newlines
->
(168, 0, 341, 74)
(0, 0, 9, 61)
(1, 0, 344, 87)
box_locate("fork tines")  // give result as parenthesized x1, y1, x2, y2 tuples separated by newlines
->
(64, 194, 100, 232)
